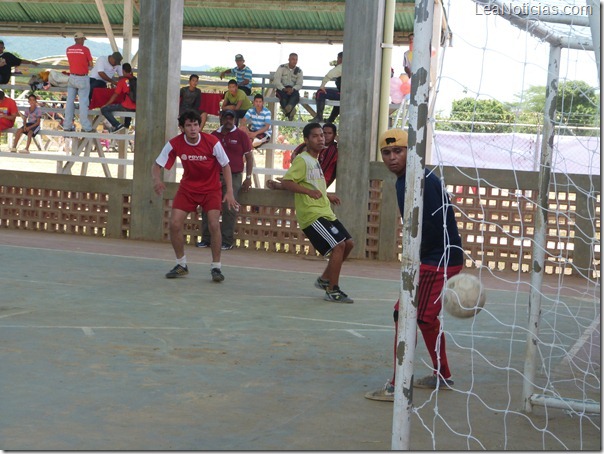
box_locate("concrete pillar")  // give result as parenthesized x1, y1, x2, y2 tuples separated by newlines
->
(338, 0, 385, 259)
(130, 0, 183, 240)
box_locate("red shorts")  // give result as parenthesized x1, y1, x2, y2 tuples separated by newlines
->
(172, 188, 222, 213)
(394, 263, 463, 324)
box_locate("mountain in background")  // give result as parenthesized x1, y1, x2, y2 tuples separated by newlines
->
(1, 36, 210, 71)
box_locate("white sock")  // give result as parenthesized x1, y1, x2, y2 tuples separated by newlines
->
(176, 255, 187, 266)
(211, 262, 221, 269)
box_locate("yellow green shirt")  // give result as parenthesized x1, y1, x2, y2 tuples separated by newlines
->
(223, 89, 252, 110)
(283, 151, 336, 229)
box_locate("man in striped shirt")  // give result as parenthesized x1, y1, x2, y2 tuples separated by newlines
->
(240, 94, 272, 148)
(220, 54, 253, 95)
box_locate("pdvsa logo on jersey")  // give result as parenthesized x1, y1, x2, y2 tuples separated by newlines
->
(187, 155, 208, 161)
(331, 226, 339, 235)
(181, 154, 188, 160)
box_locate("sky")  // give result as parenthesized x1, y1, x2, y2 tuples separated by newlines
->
(94, 0, 599, 115)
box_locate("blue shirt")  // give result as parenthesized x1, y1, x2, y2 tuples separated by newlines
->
(396, 169, 463, 266)
(232, 65, 253, 90)
(244, 106, 272, 135)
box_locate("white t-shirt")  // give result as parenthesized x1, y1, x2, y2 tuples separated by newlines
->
(90, 56, 123, 80)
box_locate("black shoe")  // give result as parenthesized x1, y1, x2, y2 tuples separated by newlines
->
(166, 264, 188, 278)
(211, 267, 225, 282)
(196, 240, 210, 248)
(324, 285, 354, 303)
(314, 277, 330, 291)
(112, 124, 125, 133)
(221, 243, 234, 250)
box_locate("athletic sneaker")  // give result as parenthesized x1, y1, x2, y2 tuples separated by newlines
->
(166, 264, 188, 278)
(211, 267, 225, 282)
(221, 243, 234, 250)
(196, 240, 210, 248)
(314, 277, 330, 291)
(364, 381, 395, 402)
(324, 286, 354, 303)
(112, 123, 125, 133)
(414, 374, 454, 390)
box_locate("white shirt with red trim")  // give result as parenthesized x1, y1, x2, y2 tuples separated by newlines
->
(156, 132, 230, 195)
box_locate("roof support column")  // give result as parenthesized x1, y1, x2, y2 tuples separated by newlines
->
(338, 0, 386, 259)
(122, 0, 134, 62)
(130, 0, 183, 241)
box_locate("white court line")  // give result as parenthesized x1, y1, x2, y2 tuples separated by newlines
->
(82, 327, 95, 336)
(345, 329, 366, 338)
(0, 310, 32, 319)
(0, 277, 82, 286)
(0, 244, 399, 283)
(562, 317, 600, 364)
(278, 315, 390, 328)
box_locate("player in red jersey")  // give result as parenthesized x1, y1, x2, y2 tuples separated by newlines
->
(152, 110, 238, 282)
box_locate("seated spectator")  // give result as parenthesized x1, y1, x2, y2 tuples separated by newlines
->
(11, 93, 42, 153)
(0, 89, 18, 132)
(89, 51, 124, 100)
(268, 122, 338, 189)
(100, 63, 136, 133)
(273, 53, 303, 121)
(179, 74, 208, 130)
(220, 54, 253, 95)
(0, 40, 40, 85)
(312, 52, 342, 124)
(221, 79, 252, 125)
(240, 94, 272, 149)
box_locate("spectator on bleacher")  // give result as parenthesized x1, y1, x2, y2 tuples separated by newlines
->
(240, 93, 272, 149)
(268, 123, 338, 190)
(179, 74, 207, 130)
(273, 53, 303, 121)
(312, 52, 342, 124)
(221, 79, 252, 125)
(0, 89, 18, 134)
(220, 54, 252, 95)
(100, 63, 136, 133)
(403, 33, 413, 79)
(196, 109, 254, 251)
(89, 51, 123, 100)
(11, 93, 42, 153)
(0, 40, 40, 85)
(63, 31, 94, 133)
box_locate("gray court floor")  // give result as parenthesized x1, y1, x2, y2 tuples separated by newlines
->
(0, 231, 600, 450)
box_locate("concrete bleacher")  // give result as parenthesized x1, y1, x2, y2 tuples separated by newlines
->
(1, 69, 405, 180)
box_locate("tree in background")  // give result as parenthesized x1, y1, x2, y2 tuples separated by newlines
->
(514, 80, 599, 136)
(436, 97, 515, 133)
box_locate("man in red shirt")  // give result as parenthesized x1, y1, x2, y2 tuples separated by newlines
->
(267, 122, 338, 190)
(0, 89, 18, 132)
(196, 109, 254, 250)
(100, 63, 136, 132)
(152, 110, 238, 282)
(64, 31, 94, 132)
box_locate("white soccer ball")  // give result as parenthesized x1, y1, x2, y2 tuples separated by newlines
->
(442, 273, 486, 318)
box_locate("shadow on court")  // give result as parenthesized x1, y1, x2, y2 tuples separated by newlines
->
(0, 231, 599, 450)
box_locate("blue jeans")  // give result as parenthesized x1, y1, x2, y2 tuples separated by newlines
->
(101, 103, 134, 128)
(64, 75, 92, 131)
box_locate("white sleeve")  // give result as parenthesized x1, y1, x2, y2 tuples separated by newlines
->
(155, 142, 174, 168)
(213, 141, 230, 167)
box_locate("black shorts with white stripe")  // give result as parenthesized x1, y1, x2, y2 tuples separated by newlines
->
(302, 217, 352, 256)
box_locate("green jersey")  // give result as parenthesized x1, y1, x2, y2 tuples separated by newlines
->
(283, 151, 336, 229)
(224, 89, 252, 110)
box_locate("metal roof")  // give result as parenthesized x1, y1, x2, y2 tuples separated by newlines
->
(0, 0, 416, 45)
